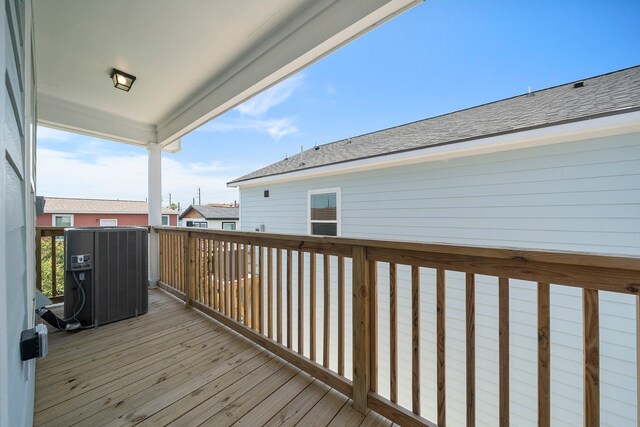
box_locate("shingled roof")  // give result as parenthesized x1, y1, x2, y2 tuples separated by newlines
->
(43, 197, 179, 215)
(229, 65, 640, 185)
(179, 205, 239, 220)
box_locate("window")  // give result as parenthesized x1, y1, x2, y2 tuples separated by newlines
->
(308, 188, 340, 236)
(222, 222, 236, 230)
(99, 219, 117, 227)
(52, 214, 73, 227)
(161, 215, 169, 226)
(186, 220, 208, 228)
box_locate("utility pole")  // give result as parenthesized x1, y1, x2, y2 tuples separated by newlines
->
(192, 197, 195, 206)
(168, 193, 172, 206)
(197, 187, 201, 205)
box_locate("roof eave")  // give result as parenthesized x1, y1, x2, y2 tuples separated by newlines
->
(228, 109, 640, 188)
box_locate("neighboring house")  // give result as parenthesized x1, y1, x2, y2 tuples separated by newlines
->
(36, 197, 179, 227)
(179, 204, 239, 230)
(229, 66, 640, 426)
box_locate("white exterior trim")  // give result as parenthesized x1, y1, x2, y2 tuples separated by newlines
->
(307, 187, 341, 236)
(52, 214, 74, 227)
(230, 110, 640, 188)
(99, 219, 118, 226)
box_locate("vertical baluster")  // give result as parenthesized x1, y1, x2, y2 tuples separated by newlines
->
(226, 241, 232, 316)
(168, 234, 173, 287)
(287, 249, 293, 349)
(338, 256, 345, 376)
(251, 244, 257, 330)
(310, 253, 317, 360)
(277, 249, 283, 343)
(583, 288, 600, 427)
(298, 251, 304, 354)
(210, 240, 215, 309)
(268, 247, 274, 339)
(437, 268, 445, 425)
(178, 234, 182, 292)
(499, 277, 510, 427)
(218, 241, 227, 314)
(36, 230, 42, 292)
(235, 242, 240, 320)
(238, 243, 244, 322)
(412, 265, 420, 415)
(51, 236, 57, 297)
(466, 273, 475, 427)
(244, 244, 250, 325)
(389, 263, 398, 403)
(259, 245, 264, 333)
(158, 233, 163, 285)
(196, 238, 201, 302)
(370, 260, 378, 392)
(172, 234, 176, 290)
(231, 242, 236, 320)
(213, 240, 219, 310)
(323, 254, 330, 368)
(538, 282, 550, 427)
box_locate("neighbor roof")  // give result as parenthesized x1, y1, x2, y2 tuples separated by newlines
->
(43, 197, 179, 215)
(230, 65, 640, 185)
(180, 205, 239, 220)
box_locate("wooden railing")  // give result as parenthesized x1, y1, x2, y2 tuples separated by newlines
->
(36, 227, 65, 303)
(155, 226, 640, 427)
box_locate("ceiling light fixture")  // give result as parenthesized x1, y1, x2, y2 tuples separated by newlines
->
(110, 68, 136, 92)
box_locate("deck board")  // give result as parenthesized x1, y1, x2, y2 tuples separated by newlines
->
(35, 289, 391, 426)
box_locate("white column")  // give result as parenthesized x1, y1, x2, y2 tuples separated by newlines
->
(147, 143, 162, 288)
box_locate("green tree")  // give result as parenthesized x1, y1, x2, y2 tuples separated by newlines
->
(39, 236, 65, 298)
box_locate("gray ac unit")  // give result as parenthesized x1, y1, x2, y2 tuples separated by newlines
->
(64, 227, 148, 327)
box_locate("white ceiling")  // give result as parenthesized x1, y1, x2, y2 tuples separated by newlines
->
(34, 0, 421, 150)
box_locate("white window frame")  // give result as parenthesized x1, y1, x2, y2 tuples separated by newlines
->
(161, 215, 170, 226)
(307, 187, 341, 236)
(52, 214, 74, 227)
(99, 218, 118, 226)
(222, 221, 237, 230)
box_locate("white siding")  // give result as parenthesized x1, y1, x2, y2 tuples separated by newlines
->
(1, 1, 36, 426)
(240, 132, 640, 427)
(206, 219, 239, 230)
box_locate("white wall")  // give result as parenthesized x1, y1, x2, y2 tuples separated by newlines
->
(0, 1, 37, 426)
(205, 219, 239, 230)
(239, 132, 640, 426)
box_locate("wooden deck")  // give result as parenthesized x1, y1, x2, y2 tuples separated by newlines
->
(34, 289, 393, 427)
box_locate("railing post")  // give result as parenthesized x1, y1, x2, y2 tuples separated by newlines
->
(35, 228, 42, 292)
(352, 245, 370, 413)
(185, 231, 193, 307)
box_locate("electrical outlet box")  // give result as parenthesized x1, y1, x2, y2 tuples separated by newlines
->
(20, 324, 48, 361)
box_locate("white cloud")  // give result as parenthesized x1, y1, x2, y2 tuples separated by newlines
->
(36, 148, 239, 208)
(235, 74, 304, 116)
(206, 117, 298, 140)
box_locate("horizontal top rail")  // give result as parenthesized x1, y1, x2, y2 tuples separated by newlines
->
(153, 226, 640, 294)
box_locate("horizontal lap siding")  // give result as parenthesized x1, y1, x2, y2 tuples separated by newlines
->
(240, 133, 640, 426)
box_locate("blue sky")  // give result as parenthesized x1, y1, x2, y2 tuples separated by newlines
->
(37, 0, 640, 209)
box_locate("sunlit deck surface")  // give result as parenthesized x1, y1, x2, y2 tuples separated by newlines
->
(34, 289, 393, 427)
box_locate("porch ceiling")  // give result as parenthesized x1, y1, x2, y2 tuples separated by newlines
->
(33, 0, 421, 151)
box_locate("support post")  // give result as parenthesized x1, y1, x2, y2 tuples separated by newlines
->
(352, 245, 370, 413)
(147, 143, 162, 288)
